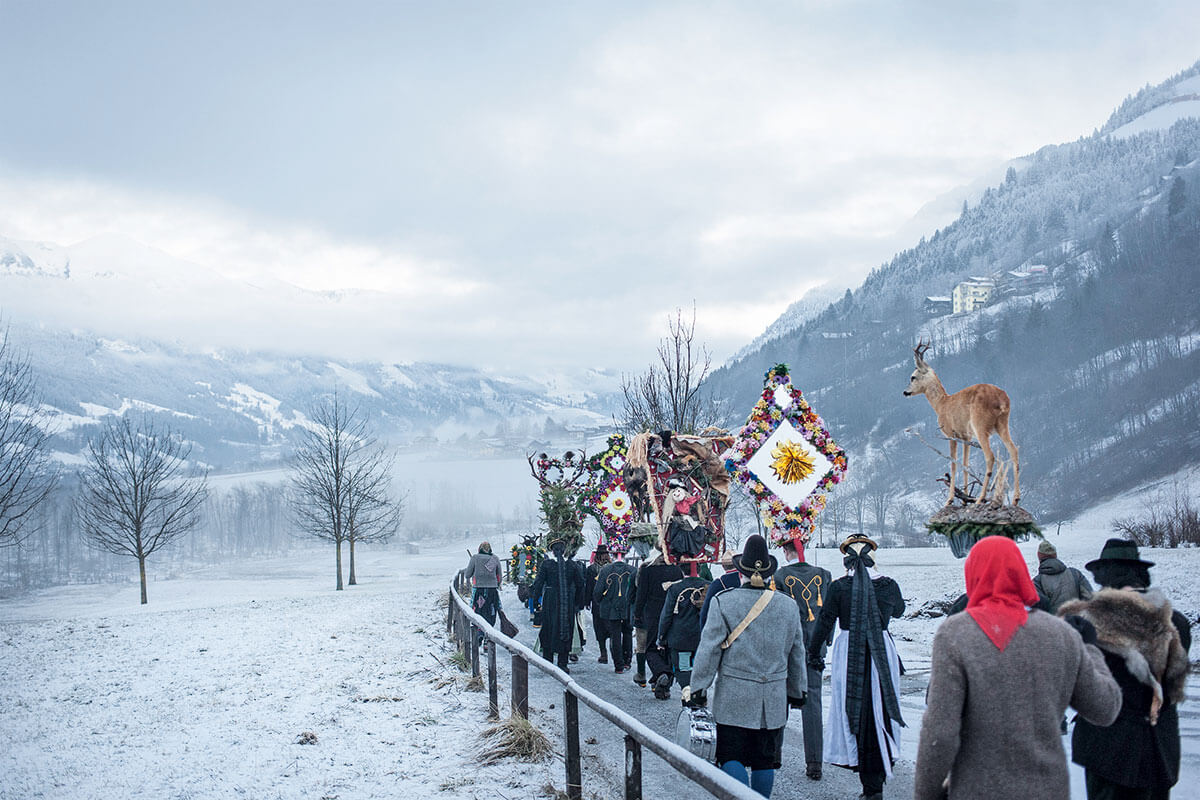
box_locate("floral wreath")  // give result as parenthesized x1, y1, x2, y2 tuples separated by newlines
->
(581, 434, 632, 553)
(722, 364, 848, 547)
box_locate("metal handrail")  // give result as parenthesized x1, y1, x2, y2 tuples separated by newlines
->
(448, 573, 763, 800)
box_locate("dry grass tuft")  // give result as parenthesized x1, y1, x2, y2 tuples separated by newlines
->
(477, 715, 553, 765)
(465, 674, 485, 692)
(449, 650, 470, 672)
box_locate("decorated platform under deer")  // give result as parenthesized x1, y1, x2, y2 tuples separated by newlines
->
(903, 341, 1040, 557)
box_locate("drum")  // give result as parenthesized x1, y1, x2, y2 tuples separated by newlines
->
(674, 705, 717, 762)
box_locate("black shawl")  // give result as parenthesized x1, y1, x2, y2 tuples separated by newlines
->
(844, 551, 905, 734)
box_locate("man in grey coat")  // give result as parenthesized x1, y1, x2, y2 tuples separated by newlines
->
(1033, 540, 1094, 613)
(686, 535, 807, 798)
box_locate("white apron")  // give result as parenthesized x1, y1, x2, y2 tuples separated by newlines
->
(823, 626, 902, 776)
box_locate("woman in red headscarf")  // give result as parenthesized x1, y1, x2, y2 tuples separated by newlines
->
(914, 536, 1121, 800)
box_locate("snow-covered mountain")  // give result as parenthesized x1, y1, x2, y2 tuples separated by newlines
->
(707, 60, 1200, 524)
(1, 234, 622, 469)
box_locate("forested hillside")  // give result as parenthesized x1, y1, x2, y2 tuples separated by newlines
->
(707, 65, 1200, 531)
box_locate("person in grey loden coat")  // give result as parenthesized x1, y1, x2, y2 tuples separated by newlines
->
(913, 536, 1120, 800)
(1033, 540, 1094, 613)
(463, 542, 503, 638)
(686, 535, 807, 798)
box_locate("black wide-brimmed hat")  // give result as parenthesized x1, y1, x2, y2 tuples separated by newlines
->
(839, 533, 878, 555)
(1085, 537, 1155, 570)
(732, 534, 778, 580)
(594, 543, 609, 555)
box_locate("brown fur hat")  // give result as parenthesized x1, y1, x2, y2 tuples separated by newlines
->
(1059, 588, 1189, 722)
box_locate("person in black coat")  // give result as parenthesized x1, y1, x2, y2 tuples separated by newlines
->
(1067, 539, 1191, 800)
(657, 572, 708, 693)
(584, 543, 612, 663)
(633, 550, 684, 698)
(594, 555, 637, 672)
(531, 538, 587, 672)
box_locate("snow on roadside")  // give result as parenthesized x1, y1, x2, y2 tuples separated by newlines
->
(0, 544, 570, 800)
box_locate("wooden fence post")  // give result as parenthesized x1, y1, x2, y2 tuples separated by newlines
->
(624, 734, 642, 800)
(512, 653, 529, 719)
(487, 639, 499, 719)
(470, 624, 480, 677)
(565, 691, 582, 800)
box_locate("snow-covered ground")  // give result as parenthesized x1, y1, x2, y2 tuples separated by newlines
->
(2, 468, 1198, 799)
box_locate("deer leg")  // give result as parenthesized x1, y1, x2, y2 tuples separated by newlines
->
(975, 431, 996, 505)
(960, 439, 971, 501)
(998, 420, 1020, 505)
(946, 439, 958, 506)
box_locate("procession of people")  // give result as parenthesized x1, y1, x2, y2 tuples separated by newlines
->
(463, 531, 1191, 799)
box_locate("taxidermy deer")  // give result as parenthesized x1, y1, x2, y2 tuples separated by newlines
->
(903, 341, 1020, 506)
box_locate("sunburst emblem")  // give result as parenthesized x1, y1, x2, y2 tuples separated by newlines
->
(770, 440, 815, 485)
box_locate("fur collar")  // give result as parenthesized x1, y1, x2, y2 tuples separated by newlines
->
(1059, 588, 1189, 724)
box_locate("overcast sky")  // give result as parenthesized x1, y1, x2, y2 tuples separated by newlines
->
(1, 1, 1197, 373)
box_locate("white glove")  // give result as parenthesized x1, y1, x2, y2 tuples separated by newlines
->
(681, 686, 692, 704)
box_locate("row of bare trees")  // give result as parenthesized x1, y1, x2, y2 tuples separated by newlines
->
(2, 322, 403, 600)
(289, 394, 403, 590)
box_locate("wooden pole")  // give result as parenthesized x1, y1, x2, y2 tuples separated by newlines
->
(624, 734, 643, 800)
(512, 654, 529, 718)
(565, 690, 582, 800)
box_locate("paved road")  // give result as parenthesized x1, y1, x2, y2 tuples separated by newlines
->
(506, 593, 924, 799)
(501, 591, 1200, 800)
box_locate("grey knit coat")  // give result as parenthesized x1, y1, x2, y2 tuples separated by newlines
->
(690, 586, 807, 730)
(914, 609, 1120, 800)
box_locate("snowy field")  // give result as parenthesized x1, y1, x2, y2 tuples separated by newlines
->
(2, 469, 1199, 799)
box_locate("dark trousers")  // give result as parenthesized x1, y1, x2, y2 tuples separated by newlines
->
(1085, 772, 1163, 800)
(857, 666, 886, 796)
(592, 611, 608, 654)
(600, 618, 633, 668)
(671, 649, 695, 689)
(644, 611, 671, 681)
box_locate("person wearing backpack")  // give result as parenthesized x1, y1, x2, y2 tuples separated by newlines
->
(774, 537, 833, 781)
(685, 534, 807, 798)
(1033, 540, 1094, 613)
(657, 570, 708, 697)
(593, 553, 636, 673)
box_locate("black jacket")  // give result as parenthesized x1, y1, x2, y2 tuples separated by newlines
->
(593, 561, 636, 621)
(809, 572, 905, 648)
(1070, 594, 1191, 790)
(530, 554, 586, 648)
(657, 576, 708, 651)
(774, 561, 834, 657)
(633, 561, 684, 635)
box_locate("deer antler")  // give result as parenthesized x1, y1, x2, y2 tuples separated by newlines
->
(913, 339, 932, 363)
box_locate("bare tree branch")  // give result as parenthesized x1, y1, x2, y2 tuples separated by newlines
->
(0, 326, 60, 547)
(618, 305, 718, 434)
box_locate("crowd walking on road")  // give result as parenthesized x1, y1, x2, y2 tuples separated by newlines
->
(463, 533, 1191, 799)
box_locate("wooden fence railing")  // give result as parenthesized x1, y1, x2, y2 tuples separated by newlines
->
(447, 572, 761, 800)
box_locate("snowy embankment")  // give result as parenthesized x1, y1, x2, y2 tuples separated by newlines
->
(2, 467, 1199, 799)
(0, 544, 570, 800)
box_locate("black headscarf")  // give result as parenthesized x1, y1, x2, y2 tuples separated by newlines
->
(843, 548, 905, 734)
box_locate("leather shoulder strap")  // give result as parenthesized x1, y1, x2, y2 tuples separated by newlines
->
(721, 589, 774, 650)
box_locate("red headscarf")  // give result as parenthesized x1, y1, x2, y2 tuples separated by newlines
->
(964, 536, 1040, 651)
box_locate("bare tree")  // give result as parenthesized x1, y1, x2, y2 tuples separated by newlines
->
(0, 327, 59, 547)
(77, 417, 208, 604)
(290, 394, 401, 589)
(345, 443, 403, 585)
(619, 305, 719, 434)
